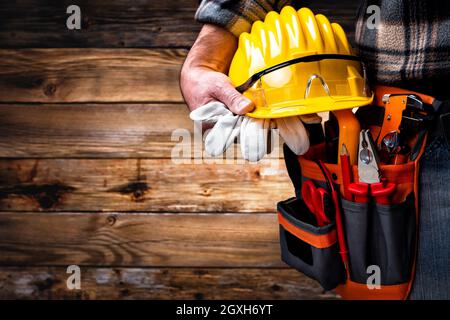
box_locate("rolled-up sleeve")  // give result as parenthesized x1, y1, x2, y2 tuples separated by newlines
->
(195, 0, 292, 37)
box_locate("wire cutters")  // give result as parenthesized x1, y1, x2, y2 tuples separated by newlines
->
(348, 130, 396, 204)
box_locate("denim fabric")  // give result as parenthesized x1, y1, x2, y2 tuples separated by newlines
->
(410, 136, 450, 299)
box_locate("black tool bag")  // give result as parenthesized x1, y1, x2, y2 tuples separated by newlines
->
(278, 197, 345, 291)
(277, 86, 431, 299)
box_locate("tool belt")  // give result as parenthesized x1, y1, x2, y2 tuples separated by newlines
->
(277, 85, 440, 300)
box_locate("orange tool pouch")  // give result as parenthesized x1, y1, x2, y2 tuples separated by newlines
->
(277, 86, 432, 300)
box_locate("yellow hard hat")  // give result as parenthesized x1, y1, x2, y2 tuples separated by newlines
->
(229, 6, 373, 119)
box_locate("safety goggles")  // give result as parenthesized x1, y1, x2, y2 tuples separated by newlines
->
(236, 53, 371, 99)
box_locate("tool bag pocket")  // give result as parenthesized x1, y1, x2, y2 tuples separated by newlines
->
(372, 194, 416, 284)
(278, 197, 345, 291)
(340, 200, 370, 284)
(341, 195, 416, 285)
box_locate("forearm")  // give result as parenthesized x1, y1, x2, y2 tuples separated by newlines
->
(182, 24, 237, 74)
(180, 24, 253, 114)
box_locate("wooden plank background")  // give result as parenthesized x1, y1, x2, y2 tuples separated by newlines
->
(0, 0, 358, 299)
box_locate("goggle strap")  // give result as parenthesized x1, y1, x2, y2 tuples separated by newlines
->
(235, 54, 363, 93)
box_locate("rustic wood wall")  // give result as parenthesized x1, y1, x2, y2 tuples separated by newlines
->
(0, 0, 357, 299)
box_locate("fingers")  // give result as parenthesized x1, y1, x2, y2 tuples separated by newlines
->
(189, 101, 242, 157)
(276, 117, 310, 155)
(240, 117, 270, 162)
(205, 114, 243, 157)
(189, 101, 231, 123)
(181, 61, 255, 114)
(212, 80, 255, 115)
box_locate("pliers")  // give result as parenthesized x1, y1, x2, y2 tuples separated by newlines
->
(348, 130, 396, 205)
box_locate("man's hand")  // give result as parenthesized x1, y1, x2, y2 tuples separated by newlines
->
(180, 24, 254, 114)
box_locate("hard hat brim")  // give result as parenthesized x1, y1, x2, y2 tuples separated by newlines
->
(245, 95, 374, 119)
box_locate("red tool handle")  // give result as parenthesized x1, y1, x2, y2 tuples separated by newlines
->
(302, 180, 318, 213)
(302, 180, 331, 227)
(371, 180, 396, 205)
(348, 182, 369, 203)
(315, 189, 331, 226)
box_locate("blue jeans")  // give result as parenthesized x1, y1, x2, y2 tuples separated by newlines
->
(410, 136, 450, 299)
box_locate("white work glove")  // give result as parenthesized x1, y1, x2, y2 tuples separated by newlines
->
(190, 102, 310, 161)
(239, 115, 271, 162)
(190, 101, 243, 157)
(275, 116, 310, 156)
(190, 101, 270, 161)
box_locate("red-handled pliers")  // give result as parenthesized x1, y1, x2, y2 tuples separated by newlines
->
(348, 179, 396, 204)
(349, 130, 396, 204)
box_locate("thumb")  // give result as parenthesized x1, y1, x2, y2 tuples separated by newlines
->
(212, 80, 254, 115)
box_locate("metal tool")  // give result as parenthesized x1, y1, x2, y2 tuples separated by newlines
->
(377, 94, 421, 148)
(301, 180, 331, 227)
(381, 131, 400, 153)
(358, 130, 380, 183)
(377, 92, 435, 152)
(379, 131, 411, 164)
(348, 130, 396, 204)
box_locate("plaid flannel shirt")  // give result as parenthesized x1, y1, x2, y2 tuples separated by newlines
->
(196, 0, 450, 98)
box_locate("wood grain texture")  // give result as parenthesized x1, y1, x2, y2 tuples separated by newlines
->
(0, 159, 292, 212)
(0, 0, 357, 48)
(0, 0, 200, 48)
(0, 104, 283, 159)
(0, 212, 284, 267)
(0, 103, 192, 158)
(0, 0, 358, 301)
(0, 49, 185, 103)
(0, 267, 339, 300)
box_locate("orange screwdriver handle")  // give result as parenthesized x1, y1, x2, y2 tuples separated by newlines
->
(333, 110, 361, 165)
